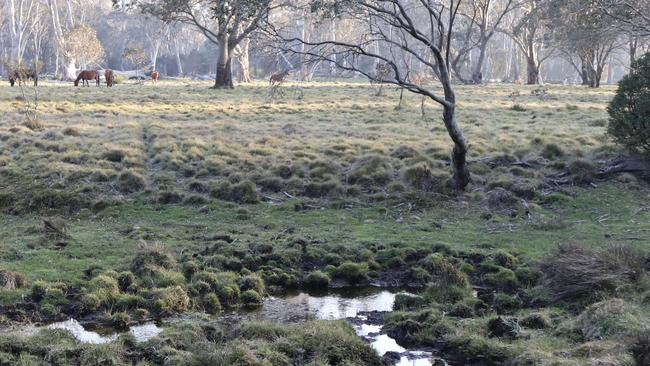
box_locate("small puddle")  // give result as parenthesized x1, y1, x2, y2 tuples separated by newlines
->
(11, 288, 446, 365)
(47, 319, 162, 344)
(257, 288, 446, 366)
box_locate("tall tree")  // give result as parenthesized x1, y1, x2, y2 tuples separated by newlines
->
(551, 0, 622, 87)
(272, 0, 471, 189)
(138, 0, 274, 88)
(456, 0, 517, 83)
(503, 0, 554, 84)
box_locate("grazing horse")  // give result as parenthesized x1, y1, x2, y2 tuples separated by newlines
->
(269, 70, 290, 86)
(104, 69, 115, 87)
(9, 68, 38, 87)
(74, 70, 100, 87)
(151, 71, 160, 83)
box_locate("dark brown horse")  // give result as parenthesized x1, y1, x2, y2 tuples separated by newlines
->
(104, 69, 115, 87)
(151, 71, 160, 83)
(74, 70, 100, 87)
(9, 68, 38, 87)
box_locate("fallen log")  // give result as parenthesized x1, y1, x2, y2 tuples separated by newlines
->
(597, 159, 650, 181)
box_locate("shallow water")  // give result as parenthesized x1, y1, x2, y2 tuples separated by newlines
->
(259, 288, 445, 366)
(23, 288, 445, 365)
(47, 319, 162, 344)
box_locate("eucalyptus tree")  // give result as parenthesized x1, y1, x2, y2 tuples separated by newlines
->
(550, 0, 623, 87)
(503, 0, 555, 84)
(455, 0, 517, 83)
(271, 0, 472, 189)
(137, 0, 275, 88)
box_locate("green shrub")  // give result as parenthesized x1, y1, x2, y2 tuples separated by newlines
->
(520, 312, 553, 329)
(115, 294, 145, 310)
(335, 262, 369, 283)
(241, 290, 262, 306)
(540, 243, 646, 303)
(421, 254, 469, 288)
(607, 52, 650, 153)
(131, 243, 176, 275)
(492, 250, 518, 269)
(574, 298, 645, 341)
(81, 293, 101, 311)
(153, 286, 190, 314)
(304, 271, 330, 288)
(111, 312, 131, 329)
(238, 274, 265, 295)
(393, 293, 428, 310)
(117, 271, 135, 291)
(231, 181, 260, 204)
(117, 170, 146, 193)
(203, 293, 222, 314)
(483, 267, 518, 291)
(492, 293, 522, 314)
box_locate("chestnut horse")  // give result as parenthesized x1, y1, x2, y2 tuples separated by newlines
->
(151, 71, 160, 83)
(104, 69, 115, 87)
(74, 70, 100, 87)
(9, 68, 38, 87)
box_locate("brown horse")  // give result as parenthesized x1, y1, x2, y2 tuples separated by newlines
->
(74, 70, 100, 87)
(151, 71, 160, 83)
(9, 68, 38, 87)
(104, 69, 115, 87)
(269, 70, 290, 86)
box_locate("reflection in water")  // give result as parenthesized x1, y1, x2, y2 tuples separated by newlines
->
(281, 290, 396, 320)
(265, 289, 440, 366)
(371, 334, 406, 354)
(48, 319, 118, 344)
(46, 319, 162, 344)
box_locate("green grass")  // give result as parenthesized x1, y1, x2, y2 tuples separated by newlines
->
(0, 80, 649, 365)
(1, 183, 648, 289)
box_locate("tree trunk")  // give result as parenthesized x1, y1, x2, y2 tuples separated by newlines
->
(526, 57, 539, 85)
(472, 39, 488, 84)
(174, 39, 183, 75)
(214, 34, 234, 89)
(235, 39, 251, 83)
(439, 65, 470, 190)
(444, 104, 470, 189)
(65, 59, 76, 80)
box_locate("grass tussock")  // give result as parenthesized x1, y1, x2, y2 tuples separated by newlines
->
(539, 243, 646, 303)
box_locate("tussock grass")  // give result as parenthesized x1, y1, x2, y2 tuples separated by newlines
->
(0, 81, 621, 212)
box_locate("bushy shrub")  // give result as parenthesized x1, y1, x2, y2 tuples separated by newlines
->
(539, 243, 645, 303)
(304, 271, 330, 288)
(607, 52, 650, 153)
(241, 290, 262, 306)
(334, 262, 369, 284)
(203, 293, 222, 314)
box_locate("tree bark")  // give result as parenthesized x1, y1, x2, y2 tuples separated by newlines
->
(439, 65, 470, 189)
(234, 39, 251, 83)
(214, 34, 234, 89)
(526, 56, 539, 85)
(472, 40, 488, 84)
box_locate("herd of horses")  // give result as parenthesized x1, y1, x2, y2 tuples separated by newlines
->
(7, 67, 159, 87)
(7, 67, 287, 87)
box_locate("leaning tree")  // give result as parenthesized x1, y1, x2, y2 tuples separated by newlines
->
(137, 0, 274, 88)
(271, 0, 471, 189)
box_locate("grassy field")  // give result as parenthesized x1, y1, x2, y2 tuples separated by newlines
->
(0, 80, 648, 365)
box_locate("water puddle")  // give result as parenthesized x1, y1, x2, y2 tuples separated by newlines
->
(47, 319, 162, 344)
(12, 288, 446, 365)
(258, 288, 446, 366)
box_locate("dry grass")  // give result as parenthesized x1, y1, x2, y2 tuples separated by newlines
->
(0, 80, 618, 211)
(540, 243, 646, 303)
